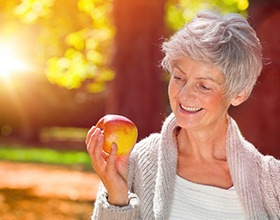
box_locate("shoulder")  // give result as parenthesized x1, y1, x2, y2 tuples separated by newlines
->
(227, 116, 280, 181)
(240, 139, 280, 174)
(257, 154, 280, 179)
(241, 138, 280, 173)
(232, 140, 280, 206)
(256, 154, 280, 209)
(242, 141, 280, 192)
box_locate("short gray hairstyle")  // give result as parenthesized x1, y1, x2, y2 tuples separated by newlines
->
(161, 10, 263, 98)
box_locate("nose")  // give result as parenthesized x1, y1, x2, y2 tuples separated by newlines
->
(178, 82, 197, 102)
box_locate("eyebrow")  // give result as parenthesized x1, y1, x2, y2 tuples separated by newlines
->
(173, 64, 186, 75)
(198, 77, 223, 85)
(173, 64, 223, 86)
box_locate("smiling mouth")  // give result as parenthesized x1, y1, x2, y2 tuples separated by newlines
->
(180, 104, 203, 113)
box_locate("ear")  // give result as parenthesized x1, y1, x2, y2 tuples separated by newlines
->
(231, 91, 249, 106)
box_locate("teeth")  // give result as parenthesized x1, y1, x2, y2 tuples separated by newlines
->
(181, 105, 202, 112)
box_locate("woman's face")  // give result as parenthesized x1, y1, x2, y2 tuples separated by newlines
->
(168, 57, 231, 131)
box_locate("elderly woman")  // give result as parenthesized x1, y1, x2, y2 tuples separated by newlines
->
(86, 10, 280, 219)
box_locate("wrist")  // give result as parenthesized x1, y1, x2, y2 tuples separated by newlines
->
(107, 192, 129, 206)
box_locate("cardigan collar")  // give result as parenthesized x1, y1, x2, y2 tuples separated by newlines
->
(153, 113, 178, 219)
(226, 116, 268, 219)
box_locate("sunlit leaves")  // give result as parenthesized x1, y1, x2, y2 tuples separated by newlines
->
(78, 0, 96, 13)
(12, 0, 115, 93)
(66, 32, 85, 51)
(46, 51, 87, 89)
(236, 0, 249, 10)
(166, 0, 249, 31)
(87, 68, 115, 93)
(46, 46, 115, 91)
(46, 25, 115, 91)
(43, 0, 115, 92)
(14, 0, 55, 23)
(78, 0, 113, 25)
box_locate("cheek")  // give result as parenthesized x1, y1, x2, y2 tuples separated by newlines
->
(168, 80, 180, 94)
(168, 82, 178, 108)
(168, 86, 173, 106)
(204, 96, 230, 112)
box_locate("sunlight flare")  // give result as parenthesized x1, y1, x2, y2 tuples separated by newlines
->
(0, 45, 29, 79)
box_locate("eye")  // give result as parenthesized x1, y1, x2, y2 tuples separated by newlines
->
(173, 76, 182, 80)
(199, 83, 212, 91)
(201, 84, 210, 90)
(172, 74, 185, 83)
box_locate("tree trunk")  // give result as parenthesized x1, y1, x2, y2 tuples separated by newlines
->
(107, 0, 167, 139)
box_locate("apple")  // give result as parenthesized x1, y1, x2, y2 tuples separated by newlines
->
(96, 114, 138, 156)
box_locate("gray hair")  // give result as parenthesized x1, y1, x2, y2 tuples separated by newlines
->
(161, 10, 263, 98)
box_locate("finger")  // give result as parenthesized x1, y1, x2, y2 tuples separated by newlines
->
(88, 132, 107, 174)
(86, 128, 101, 156)
(94, 133, 105, 160)
(106, 143, 118, 171)
(85, 125, 97, 145)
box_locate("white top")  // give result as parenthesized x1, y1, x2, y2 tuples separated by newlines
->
(169, 175, 246, 220)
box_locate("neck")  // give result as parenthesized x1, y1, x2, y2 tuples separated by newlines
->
(177, 117, 228, 161)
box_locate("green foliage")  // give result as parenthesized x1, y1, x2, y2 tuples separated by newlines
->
(165, 0, 249, 31)
(0, 145, 92, 169)
(13, 0, 115, 92)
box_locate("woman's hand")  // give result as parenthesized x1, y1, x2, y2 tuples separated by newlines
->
(85, 126, 130, 206)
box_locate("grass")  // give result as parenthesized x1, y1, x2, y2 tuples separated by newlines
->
(0, 144, 92, 169)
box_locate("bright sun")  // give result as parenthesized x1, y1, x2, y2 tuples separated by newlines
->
(0, 46, 28, 79)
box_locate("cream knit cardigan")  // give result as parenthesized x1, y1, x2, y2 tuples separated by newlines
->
(92, 113, 280, 220)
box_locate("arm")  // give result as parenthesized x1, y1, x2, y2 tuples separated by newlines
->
(86, 126, 141, 219)
(258, 155, 280, 216)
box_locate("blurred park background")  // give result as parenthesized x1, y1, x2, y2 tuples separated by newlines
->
(0, 0, 279, 219)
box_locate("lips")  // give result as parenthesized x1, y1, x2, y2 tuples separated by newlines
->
(180, 104, 202, 113)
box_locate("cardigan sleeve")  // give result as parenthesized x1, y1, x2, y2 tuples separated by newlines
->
(91, 184, 140, 220)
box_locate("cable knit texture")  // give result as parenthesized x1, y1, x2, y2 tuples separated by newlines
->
(92, 113, 280, 220)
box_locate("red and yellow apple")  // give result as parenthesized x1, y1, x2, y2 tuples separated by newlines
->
(96, 114, 138, 156)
